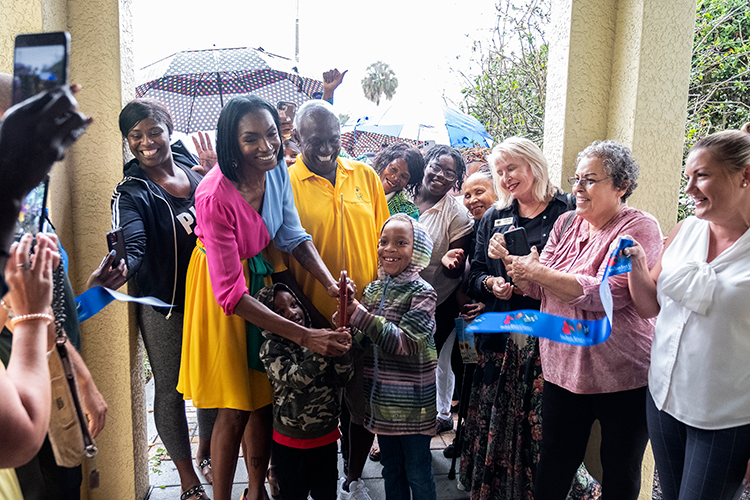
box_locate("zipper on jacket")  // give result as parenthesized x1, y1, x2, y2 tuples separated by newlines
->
(368, 275, 391, 429)
(114, 176, 180, 318)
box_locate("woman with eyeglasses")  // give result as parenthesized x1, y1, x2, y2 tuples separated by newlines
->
(413, 145, 474, 433)
(496, 140, 662, 500)
(460, 137, 601, 500)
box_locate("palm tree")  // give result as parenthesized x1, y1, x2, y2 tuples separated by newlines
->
(361, 61, 398, 106)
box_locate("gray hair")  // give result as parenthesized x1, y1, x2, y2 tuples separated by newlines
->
(294, 99, 337, 130)
(577, 140, 639, 201)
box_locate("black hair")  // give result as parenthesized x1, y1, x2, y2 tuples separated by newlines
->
(216, 95, 283, 183)
(420, 144, 466, 193)
(119, 98, 174, 137)
(372, 142, 425, 196)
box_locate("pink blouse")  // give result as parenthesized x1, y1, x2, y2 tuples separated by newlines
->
(525, 205, 663, 394)
(194, 166, 270, 315)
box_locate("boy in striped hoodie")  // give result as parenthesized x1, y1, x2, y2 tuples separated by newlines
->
(341, 214, 438, 500)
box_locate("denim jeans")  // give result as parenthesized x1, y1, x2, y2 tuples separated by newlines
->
(378, 434, 436, 500)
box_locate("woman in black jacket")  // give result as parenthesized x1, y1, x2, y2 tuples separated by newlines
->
(91, 99, 216, 500)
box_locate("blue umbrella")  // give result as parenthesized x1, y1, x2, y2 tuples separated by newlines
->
(344, 104, 493, 148)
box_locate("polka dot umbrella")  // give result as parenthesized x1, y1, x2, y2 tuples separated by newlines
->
(135, 47, 324, 133)
(340, 130, 427, 158)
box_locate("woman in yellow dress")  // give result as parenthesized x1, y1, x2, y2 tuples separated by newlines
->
(178, 95, 350, 500)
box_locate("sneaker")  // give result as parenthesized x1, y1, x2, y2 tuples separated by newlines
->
(443, 443, 456, 458)
(348, 479, 372, 500)
(337, 478, 349, 500)
(436, 417, 454, 434)
(338, 478, 371, 500)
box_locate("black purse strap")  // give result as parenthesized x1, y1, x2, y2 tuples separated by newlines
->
(52, 264, 97, 458)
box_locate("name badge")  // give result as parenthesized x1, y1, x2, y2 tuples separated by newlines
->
(494, 217, 514, 227)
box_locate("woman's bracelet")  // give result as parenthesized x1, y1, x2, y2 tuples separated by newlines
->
(10, 313, 54, 326)
(482, 276, 492, 293)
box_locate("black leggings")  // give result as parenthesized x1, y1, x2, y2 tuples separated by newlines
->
(534, 382, 649, 500)
(138, 305, 217, 461)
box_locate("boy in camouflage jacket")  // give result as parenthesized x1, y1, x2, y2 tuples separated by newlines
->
(257, 283, 353, 500)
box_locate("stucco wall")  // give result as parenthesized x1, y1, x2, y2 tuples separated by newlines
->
(0, 1, 146, 498)
(543, 0, 618, 188)
(65, 0, 147, 498)
(619, 0, 695, 232)
(545, 0, 695, 234)
(542, 0, 696, 497)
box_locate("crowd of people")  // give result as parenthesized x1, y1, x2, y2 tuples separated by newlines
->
(1, 66, 749, 500)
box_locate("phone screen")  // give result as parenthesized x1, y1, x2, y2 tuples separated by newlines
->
(13, 32, 69, 104)
(15, 179, 49, 240)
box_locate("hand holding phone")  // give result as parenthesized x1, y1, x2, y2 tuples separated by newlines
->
(504, 227, 531, 256)
(106, 228, 127, 269)
(13, 32, 70, 105)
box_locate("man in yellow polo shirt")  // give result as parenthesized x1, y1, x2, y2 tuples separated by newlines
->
(287, 101, 388, 324)
(287, 100, 389, 500)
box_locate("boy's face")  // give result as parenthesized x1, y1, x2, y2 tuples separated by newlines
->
(378, 219, 414, 276)
(274, 290, 305, 326)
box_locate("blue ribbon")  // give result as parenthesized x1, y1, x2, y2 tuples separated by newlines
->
(75, 286, 173, 322)
(467, 238, 634, 346)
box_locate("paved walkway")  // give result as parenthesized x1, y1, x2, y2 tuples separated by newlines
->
(144, 379, 470, 500)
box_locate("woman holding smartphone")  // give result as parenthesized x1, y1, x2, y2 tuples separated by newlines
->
(92, 99, 217, 500)
(460, 137, 599, 500)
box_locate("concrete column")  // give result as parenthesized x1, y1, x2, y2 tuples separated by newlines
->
(544, 0, 696, 232)
(0, 1, 145, 498)
(65, 1, 146, 499)
(542, 0, 696, 498)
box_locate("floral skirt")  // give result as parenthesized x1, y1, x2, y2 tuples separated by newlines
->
(459, 333, 601, 500)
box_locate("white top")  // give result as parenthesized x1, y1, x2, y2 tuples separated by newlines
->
(418, 193, 473, 305)
(650, 216, 750, 429)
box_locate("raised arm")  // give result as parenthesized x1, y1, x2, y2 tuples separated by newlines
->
(0, 234, 56, 467)
(0, 87, 90, 278)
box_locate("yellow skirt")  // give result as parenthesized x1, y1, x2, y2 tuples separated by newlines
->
(177, 243, 273, 411)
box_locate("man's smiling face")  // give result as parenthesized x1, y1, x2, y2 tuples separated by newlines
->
(298, 107, 341, 178)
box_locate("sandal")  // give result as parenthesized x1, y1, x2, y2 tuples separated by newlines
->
(197, 457, 213, 485)
(369, 446, 381, 462)
(267, 465, 281, 498)
(181, 484, 210, 500)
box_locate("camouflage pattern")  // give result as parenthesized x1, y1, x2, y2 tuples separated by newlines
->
(256, 283, 353, 440)
(260, 333, 353, 439)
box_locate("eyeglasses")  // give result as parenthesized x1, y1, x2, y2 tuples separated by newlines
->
(277, 101, 296, 120)
(426, 162, 458, 182)
(568, 176, 607, 189)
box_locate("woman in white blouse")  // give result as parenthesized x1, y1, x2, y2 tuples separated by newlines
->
(625, 129, 750, 500)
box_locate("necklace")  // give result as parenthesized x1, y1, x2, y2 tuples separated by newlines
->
(519, 199, 545, 218)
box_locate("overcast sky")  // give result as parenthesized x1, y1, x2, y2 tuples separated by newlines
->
(132, 0, 499, 121)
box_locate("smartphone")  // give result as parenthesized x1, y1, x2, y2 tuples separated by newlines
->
(276, 101, 297, 121)
(504, 227, 531, 256)
(106, 228, 128, 269)
(14, 176, 49, 241)
(12, 31, 70, 105)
